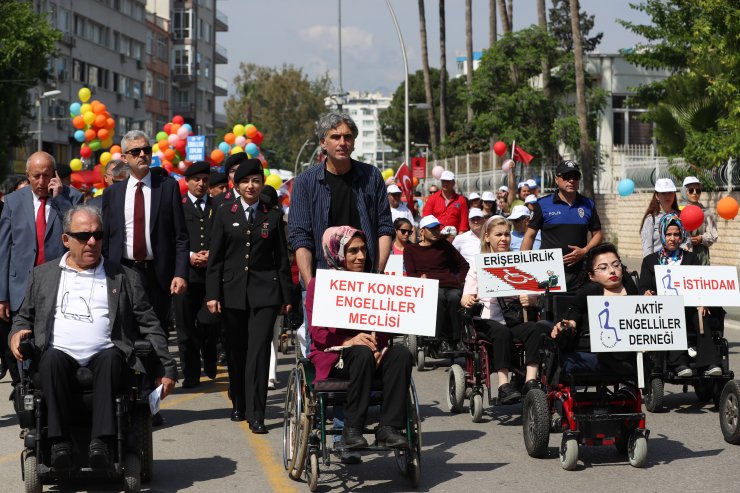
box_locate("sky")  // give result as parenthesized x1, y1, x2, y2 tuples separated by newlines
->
(215, 0, 652, 113)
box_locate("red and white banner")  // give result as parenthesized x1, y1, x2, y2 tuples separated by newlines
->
(475, 249, 567, 297)
(655, 265, 740, 307)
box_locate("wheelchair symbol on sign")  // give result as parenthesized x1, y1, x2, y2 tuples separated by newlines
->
(502, 269, 535, 285)
(598, 301, 620, 348)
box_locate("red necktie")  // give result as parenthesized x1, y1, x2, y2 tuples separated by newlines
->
(133, 182, 146, 261)
(35, 197, 47, 266)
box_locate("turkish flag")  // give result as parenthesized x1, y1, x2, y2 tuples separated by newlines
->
(395, 163, 416, 214)
(513, 144, 534, 165)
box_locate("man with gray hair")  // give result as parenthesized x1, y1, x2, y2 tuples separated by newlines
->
(87, 160, 130, 209)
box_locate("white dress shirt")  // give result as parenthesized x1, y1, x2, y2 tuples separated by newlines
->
(452, 230, 482, 266)
(124, 172, 153, 260)
(31, 191, 51, 223)
(391, 203, 415, 224)
(240, 197, 259, 223)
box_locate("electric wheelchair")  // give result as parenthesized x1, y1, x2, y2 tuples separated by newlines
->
(15, 339, 155, 493)
(282, 354, 422, 491)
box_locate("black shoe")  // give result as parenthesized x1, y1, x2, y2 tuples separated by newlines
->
(204, 359, 217, 379)
(339, 450, 362, 464)
(375, 426, 407, 449)
(231, 410, 245, 422)
(88, 438, 111, 469)
(341, 427, 368, 449)
(438, 340, 452, 353)
(218, 351, 227, 366)
(0, 362, 6, 381)
(249, 419, 268, 434)
(497, 383, 522, 405)
(181, 376, 200, 388)
(521, 379, 541, 396)
(50, 441, 72, 469)
(152, 412, 165, 427)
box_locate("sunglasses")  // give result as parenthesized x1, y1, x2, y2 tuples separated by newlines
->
(686, 187, 701, 194)
(126, 146, 152, 156)
(397, 228, 413, 235)
(558, 173, 581, 181)
(66, 231, 104, 242)
(390, 193, 402, 198)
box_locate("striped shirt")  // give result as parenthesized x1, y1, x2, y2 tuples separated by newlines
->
(288, 159, 394, 273)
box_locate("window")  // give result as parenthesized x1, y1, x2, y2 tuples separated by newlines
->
(145, 71, 153, 96)
(173, 9, 191, 39)
(363, 120, 373, 126)
(132, 41, 142, 60)
(362, 108, 372, 115)
(88, 65, 99, 87)
(143, 119, 154, 137)
(362, 130, 374, 138)
(146, 31, 152, 55)
(132, 80, 142, 100)
(206, 98, 212, 112)
(155, 76, 167, 100)
(156, 36, 168, 62)
(73, 59, 85, 82)
(120, 35, 131, 57)
(173, 46, 191, 75)
(204, 58, 211, 79)
(612, 95, 653, 146)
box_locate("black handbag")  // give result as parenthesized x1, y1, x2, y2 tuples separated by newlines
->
(497, 297, 525, 327)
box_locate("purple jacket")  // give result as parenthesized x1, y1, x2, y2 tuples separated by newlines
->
(306, 278, 390, 383)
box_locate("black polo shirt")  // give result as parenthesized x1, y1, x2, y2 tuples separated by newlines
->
(528, 192, 601, 273)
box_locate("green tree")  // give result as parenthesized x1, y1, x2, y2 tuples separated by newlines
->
(0, 1, 60, 175)
(620, 0, 740, 166)
(224, 63, 331, 169)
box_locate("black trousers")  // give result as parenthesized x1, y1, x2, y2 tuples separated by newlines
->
(223, 305, 279, 422)
(330, 345, 412, 430)
(39, 347, 126, 440)
(473, 319, 549, 371)
(123, 260, 172, 336)
(0, 316, 20, 384)
(172, 283, 217, 381)
(437, 287, 463, 341)
(667, 308, 721, 368)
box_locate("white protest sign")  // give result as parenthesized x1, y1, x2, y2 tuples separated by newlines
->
(655, 265, 740, 307)
(587, 296, 687, 352)
(384, 255, 405, 276)
(475, 248, 567, 297)
(312, 269, 438, 337)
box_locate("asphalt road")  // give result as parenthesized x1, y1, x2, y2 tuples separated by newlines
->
(0, 329, 738, 493)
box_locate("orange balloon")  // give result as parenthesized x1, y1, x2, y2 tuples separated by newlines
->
(717, 196, 739, 220)
(106, 117, 116, 129)
(224, 133, 236, 145)
(245, 126, 258, 139)
(109, 145, 122, 154)
(164, 148, 176, 161)
(97, 128, 109, 141)
(94, 114, 107, 128)
(210, 149, 225, 163)
(94, 102, 107, 114)
(84, 129, 96, 141)
(413, 176, 419, 187)
(72, 116, 85, 129)
(170, 123, 180, 134)
(158, 139, 169, 150)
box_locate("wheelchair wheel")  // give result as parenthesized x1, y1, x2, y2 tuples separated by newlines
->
(694, 380, 714, 403)
(123, 451, 142, 493)
(522, 389, 550, 458)
(416, 349, 426, 372)
(288, 368, 311, 480)
(719, 380, 740, 444)
(134, 406, 153, 483)
(306, 451, 319, 492)
(559, 437, 579, 471)
(23, 453, 41, 493)
(627, 432, 648, 468)
(643, 377, 664, 413)
(282, 368, 298, 470)
(469, 392, 484, 423)
(395, 380, 422, 488)
(405, 335, 417, 359)
(446, 364, 466, 413)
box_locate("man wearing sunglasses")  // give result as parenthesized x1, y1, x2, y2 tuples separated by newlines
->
(521, 160, 602, 291)
(9, 205, 176, 470)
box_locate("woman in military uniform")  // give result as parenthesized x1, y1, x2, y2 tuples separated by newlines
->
(206, 157, 292, 433)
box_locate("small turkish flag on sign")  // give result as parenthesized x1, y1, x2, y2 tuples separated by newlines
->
(395, 163, 416, 214)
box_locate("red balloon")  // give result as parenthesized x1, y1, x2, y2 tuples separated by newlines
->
(175, 139, 187, 153)
(177, 177, 188, 195)
(493, 141, 507, 156)
(680, 204, 704, 231)
(80, 146, 92, 158)
(252, 131, 264, 145)
(172, 115, 185, 125)
(164, 123, 172, 134)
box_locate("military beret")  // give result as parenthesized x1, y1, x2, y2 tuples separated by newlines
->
(185, 161, 210, 178)
(209, 171, 227, 187)
(233, 158, 264, 184)
(224, 151, 248, 172)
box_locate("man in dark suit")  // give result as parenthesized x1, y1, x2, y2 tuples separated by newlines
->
(9, 205, 176, 469)
(0, 152, 83, 385)
(102, 130, 189, 335)
(173, 161, 218, 388)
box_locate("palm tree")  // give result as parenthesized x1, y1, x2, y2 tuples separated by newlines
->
(417, 0, 438, 150)
(570, 0, 594, 197)
(537, 0, 550, 98)
(465, 0, 474, 123)
(497, 0, 512, 34)
(489, 0, 496, 47)
(439, 0, 448, 141)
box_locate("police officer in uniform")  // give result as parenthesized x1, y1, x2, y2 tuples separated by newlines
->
(173, 161, 218, 388)
(205, 157, 291, 433)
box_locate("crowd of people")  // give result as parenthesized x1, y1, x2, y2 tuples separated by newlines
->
(0, 109, 725, 471)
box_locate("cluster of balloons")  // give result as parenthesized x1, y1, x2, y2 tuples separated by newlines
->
(70, 87, 116, 169)
(152, 115, 194, 175)
(210, 123, 265, 165)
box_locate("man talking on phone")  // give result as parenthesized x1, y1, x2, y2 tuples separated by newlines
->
(0, 151, 82, 388)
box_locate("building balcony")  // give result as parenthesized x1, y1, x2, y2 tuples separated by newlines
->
(215, 9, 228, 32)
(215, 76, 228, 96)
(172, 101, 195, 115)
(215, 43, 228, 64)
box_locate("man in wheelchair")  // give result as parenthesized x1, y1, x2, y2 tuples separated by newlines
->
(9, 205, 176, 471)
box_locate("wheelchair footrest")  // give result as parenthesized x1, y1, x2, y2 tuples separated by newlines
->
(573, 412, 644, 422)
(332, 443, 409, 454)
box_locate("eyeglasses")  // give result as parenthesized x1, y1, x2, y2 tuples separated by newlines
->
(390, 193, 402, 198)
(558, 173, 581, 181)
(686, 187, 701, 194)
(593, 260, 622, 273)
(397, 229, 413, 235)
(66, 231, 103, 242)
(126, 146, 152, 156)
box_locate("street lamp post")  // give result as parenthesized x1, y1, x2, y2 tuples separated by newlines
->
(384, 0, 409, 167)
(36, 90, 61, 152)
(294, 138, 313, 177)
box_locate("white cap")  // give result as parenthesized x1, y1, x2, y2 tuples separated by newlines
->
(468, 208, 484, 219)
(517, 181, 526, 189)
(683, 176, 701, 187)
(468, 192, 480, 201)
(440, 170, 455, 181)
(441, 226, 457, 236)
(508, 205, 531, 221)
(419, 215, 441, 229)
(524, 194, 537, 204)
(481, 191, 495, 201)
(654, 178, 677, 193)
(498, 186, 509, 193)
(526, 179, 537, 188)
(387, 184, 402, 194)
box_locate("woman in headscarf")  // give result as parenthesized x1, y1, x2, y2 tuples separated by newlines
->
(306, 226, 412, 450)
(638, 213, 722, 377)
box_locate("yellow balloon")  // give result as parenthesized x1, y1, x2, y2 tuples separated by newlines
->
(101, 137, 113, 148)
(233, 124, 245, 137)
(80, 103, 91, 114)
(265, 174, 283, 189)
(100, 152, 112, 165)
(70, 158, 83, 171)
(78, 87, 91, 103)
(83, 111, 95, 126)
(152, 144, 159, 153)
(93, 188, 104, 197)
(231, 145, 243, 154)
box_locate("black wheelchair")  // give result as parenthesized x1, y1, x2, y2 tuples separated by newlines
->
(405, 334, 466, 372)
(15, 340, 155, 493)
(719, 379, 740, 444)
(282, 355, 422, 491)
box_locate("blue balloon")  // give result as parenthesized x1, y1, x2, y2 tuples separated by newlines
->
(245, 143, 259, 157)
(618, 178, 635, 197)
(73, 130, 86, 142)
(183, 123, 193, 133)
(219, 141, 230, 154)
(69, 102, 81, 116)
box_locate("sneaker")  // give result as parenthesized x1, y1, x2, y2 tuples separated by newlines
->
(497, 383, 522, 405)
(340, 427, 368, 449)
(705, 366, 722, 377)
(675, 366, 693, 378)
(375, 425, 408, 449)
(521, 379, 541, 396)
